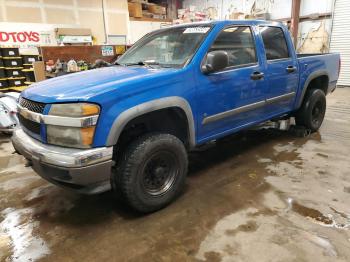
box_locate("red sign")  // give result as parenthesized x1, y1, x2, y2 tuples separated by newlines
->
(0, 31, 40, 43)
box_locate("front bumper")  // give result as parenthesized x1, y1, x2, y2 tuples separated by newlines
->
(12, 129, 114, 194)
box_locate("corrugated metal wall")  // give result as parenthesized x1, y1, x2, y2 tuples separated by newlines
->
(330, 0, 350, 86)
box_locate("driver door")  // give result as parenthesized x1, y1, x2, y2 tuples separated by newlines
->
(196, 26, 268, 142)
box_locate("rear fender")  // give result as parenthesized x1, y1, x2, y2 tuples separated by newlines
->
(296, 70, 329, 109)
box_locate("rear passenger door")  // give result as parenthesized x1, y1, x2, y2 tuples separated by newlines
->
(260, 26, 298, 115)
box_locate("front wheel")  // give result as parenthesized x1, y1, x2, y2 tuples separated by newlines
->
(112, 133, 188, 213)
(296, 89, 326, 132)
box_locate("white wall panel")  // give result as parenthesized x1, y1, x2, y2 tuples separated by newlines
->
(330, 0, 350, 86)
(300, 0, 333, 16)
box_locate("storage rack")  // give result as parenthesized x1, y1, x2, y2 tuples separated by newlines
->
(0, 47, 39, 92)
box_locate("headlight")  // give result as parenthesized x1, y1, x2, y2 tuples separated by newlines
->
(46, 103, 100, 148)
(47, 126, 96, 148)
(49, 103, 100, 117)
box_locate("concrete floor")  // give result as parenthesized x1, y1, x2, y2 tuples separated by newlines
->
(0, 88, 350, 262)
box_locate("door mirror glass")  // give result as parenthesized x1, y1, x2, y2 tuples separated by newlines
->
(202, 51, 229, 74)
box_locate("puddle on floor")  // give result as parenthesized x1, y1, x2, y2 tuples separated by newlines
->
(0, 208, 50, 261)
(288, 198, 333, 225)
(285, 197, 350, 230)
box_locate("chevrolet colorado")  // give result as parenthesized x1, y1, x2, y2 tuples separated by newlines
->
(12, 20, 340, 212)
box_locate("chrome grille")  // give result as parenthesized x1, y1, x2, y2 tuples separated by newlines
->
(19, 97, 46, 113)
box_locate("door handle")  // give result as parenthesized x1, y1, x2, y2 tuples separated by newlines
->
(286, 66, 297, 73)
(250, 71, 264, 80)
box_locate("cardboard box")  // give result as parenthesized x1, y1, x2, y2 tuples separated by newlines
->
(148, 5, 166, 15)
(55, 28, 91, 36)
(33, 61, 45, 82)
(229, 12, 245, 20)
(128, 2, 142, 18)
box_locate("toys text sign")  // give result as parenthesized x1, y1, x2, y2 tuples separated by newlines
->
(0, 31, 40, 43)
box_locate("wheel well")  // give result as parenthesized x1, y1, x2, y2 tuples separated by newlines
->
(306, 75, 328, 94)
(115, 107, 190, 157)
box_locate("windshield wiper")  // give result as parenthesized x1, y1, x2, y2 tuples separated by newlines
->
(124, 61, 161, 68)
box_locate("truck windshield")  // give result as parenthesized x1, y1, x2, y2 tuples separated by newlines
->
(117, 25, 212, 68)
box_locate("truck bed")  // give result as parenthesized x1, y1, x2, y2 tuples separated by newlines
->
(296, 53, 340, 99)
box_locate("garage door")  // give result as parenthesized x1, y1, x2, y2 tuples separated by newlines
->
(330, 0, 350, 86)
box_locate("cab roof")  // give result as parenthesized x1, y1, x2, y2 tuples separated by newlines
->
(171, 19, 283, 28)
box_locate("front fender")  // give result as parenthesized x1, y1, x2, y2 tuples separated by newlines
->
(105, 96, 196, 148)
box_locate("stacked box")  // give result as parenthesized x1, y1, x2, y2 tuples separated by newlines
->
(0, 47, 28, 91)
(23, 69, 35, 85)
(0, 49, 8, 90)
(5, 67, 24, 78)
(0, 78, 9, 89)
(128, 0, 167, 20)
(128, 2, 142, 17)
(177, 6, 207, 23)
(1, 47, 19, 57)
(7, 77, 26, 88)
(22, 55, 39, 69)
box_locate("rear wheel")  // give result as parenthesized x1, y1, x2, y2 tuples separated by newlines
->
(112, 133, 188, 213)
(296, 89, 326, 132)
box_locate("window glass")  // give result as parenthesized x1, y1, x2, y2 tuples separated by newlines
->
(118, 26, 210, 67)
(260, 26, 290, 60)
(208, 26, 257, 68)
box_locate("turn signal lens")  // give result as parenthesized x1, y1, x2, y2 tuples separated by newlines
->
(82, 104, 100, 116)
(81, 126, 96, 146)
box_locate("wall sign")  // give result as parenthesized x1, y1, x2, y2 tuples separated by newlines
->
(0, 22, 81, 47)
(101, 46, 114, 56)
(0, 31, 40, 43)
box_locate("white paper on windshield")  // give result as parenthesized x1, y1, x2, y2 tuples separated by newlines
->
(183, 27, 210, 34)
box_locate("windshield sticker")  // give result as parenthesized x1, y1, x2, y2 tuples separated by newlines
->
(183, 27, 210, 34)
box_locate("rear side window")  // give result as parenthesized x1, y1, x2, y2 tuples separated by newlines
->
(208, 26, 257, 68)
(260, 26, 290, 60)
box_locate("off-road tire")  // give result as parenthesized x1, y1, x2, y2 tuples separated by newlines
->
(112, 133, 188, 213)
(296, 89, 326, 132)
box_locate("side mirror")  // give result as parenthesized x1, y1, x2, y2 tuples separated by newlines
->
(202, 51, 229, 74)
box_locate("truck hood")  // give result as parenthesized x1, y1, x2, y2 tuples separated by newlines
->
(21, 66, 177, 103)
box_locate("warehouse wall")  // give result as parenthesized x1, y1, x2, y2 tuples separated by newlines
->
(182, 0, 292, 20)
(0, 0, 129, 44)
(297, 0, 333, 53)
(183, 0, 334, 53)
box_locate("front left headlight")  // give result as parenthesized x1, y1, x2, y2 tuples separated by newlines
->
(49, 103, 100, 117)
(46, 103, 100, 148)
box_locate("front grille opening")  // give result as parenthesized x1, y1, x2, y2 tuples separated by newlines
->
(18, 114, 41, 135)
(19, 97, 46, 113)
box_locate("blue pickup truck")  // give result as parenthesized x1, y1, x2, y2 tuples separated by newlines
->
(12, 20, 340, 212)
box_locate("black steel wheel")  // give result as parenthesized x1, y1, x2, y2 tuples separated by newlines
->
(112, 133, 188, 213)
(296, 89, 326, 132)
(141, 151, 178, 196)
